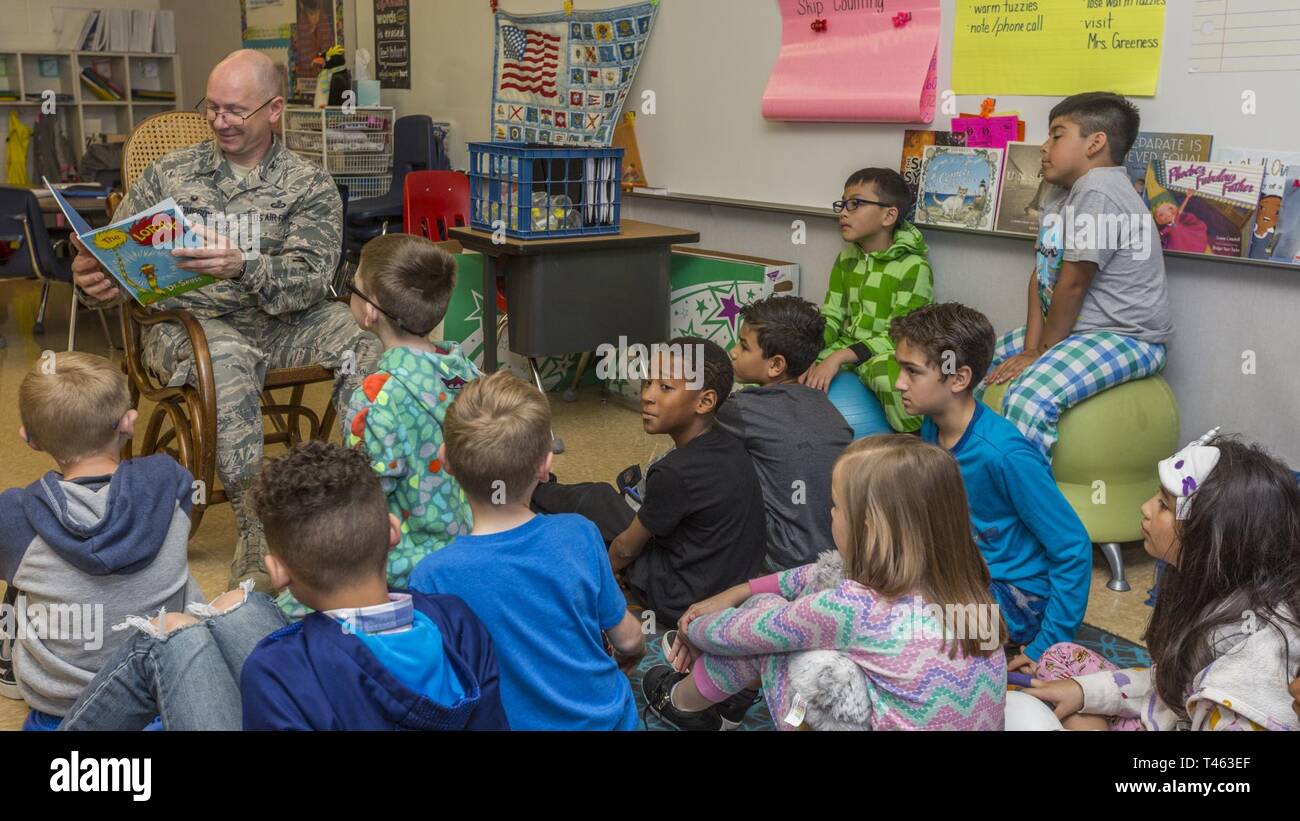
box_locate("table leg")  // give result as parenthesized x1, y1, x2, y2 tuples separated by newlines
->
(482, 254, 498, 373)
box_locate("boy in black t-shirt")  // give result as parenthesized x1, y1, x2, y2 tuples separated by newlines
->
(532, 337, 766, 625)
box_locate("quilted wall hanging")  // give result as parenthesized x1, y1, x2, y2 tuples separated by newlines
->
(491, 1, 659, 145)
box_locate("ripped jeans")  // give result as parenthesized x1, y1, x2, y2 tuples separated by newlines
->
(59, 584, 287, 731)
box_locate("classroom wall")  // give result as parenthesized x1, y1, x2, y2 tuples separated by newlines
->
(161, 0, 242, 107)
(0, 0, 160, 51)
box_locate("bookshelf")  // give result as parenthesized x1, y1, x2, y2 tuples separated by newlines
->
(0, 50, 182, 182)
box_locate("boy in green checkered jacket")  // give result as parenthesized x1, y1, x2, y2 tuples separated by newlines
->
(800, 168, 934, 433)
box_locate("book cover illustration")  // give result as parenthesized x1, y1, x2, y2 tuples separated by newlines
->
(995, 142, 1047, 236)
(899, 129, 967, 221)
(914, 146, 1003, 231)
(45, 178, 213, 305)
(1145, 160, 1263, 258)
(1209, 146, 1300, 259)
(1124, 132, 1212, 203)
(1268, 168, 1300, 265)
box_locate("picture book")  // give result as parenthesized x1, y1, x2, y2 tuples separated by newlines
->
(914, 146, 1002, 232)
(1268, 167, 1300, 265)
(994, 142, 1047, 236)
(1210, 146, 1300, 259)
(1144, 160, 1263, 258)
(44, 177, 213, 305)
(899, 129, 967, 222)
(1123, 132, 1212, 202)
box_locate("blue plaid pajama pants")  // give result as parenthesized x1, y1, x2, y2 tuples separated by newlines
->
(976, 326, 1167, 458)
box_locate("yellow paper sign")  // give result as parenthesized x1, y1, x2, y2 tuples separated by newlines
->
(953, 0, 1166, 96)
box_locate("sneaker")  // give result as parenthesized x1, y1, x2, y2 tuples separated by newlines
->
(641, 665, 722, 731)
(717, 687, 760, 730)
(0, 628, 17, 701)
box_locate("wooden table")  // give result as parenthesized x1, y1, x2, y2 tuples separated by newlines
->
(449, 219, 700, 372)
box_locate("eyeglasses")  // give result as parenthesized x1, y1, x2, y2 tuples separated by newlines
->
(332, 279, 434, 337)
(833, 198, 896, 214)
(195, 96, 277, 127)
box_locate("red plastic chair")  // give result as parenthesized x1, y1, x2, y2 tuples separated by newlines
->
(402, 170, 469, 241)
(403, 170, 506, 312)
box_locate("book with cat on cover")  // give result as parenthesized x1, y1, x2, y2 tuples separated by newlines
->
(1144, 160, 1263, 258)
(899, 129, 967, 221)
(45, 177, 214, 305)
(914, 145, 1002, 231)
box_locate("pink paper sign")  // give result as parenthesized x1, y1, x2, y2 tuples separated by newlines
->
(950, 115, 1020, 149)
(762, 0, 941, 123)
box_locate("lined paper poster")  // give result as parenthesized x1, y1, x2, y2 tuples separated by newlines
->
(953, 0, 1167, 96)
(1191, 0, 1300, 73)
(762, 0, 941, 123)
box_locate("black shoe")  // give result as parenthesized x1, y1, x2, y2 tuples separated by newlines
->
(0, 624, 17, 700)
(642, 665, 721, 731)
(717, 687, 760, 730)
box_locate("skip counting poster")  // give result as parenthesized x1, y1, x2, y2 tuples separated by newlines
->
(763, 0, 941, 123)
(953, 0, 1167, 96)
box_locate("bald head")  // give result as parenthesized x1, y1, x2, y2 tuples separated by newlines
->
(205, 49, 286, 167)
(210, 50, 283, 101)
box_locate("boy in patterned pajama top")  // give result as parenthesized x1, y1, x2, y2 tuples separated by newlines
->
(800, 168, 934, 434)
(278, 235, 476, 617)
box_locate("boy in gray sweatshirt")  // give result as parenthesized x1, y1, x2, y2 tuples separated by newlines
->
(0, 351, 201, 729)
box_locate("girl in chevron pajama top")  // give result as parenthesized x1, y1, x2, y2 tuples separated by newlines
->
(645, 435, 1008, 731)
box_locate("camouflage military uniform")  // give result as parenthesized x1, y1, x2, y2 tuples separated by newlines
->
(91, 137, 379, 590)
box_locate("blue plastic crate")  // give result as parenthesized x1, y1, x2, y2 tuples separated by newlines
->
(468, 142, 623, 239)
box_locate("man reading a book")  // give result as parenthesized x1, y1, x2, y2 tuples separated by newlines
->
(70, 49, 378, 594)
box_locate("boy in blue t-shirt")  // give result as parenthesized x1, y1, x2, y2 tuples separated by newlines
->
(890, 303, 1091, 673)
(411, 370, 646, 730)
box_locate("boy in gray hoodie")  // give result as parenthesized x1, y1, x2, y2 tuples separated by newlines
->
(0, 351, 201, 729)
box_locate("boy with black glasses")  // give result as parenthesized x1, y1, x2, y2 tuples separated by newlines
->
(799, 168, 934, 435)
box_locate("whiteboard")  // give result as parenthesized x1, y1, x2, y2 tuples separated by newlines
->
(620, 0, 1300, 209)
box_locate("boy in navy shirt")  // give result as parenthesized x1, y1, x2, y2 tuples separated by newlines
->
(412, 371, 646, 730)
(891, 303, 1091, 672)
(240, 441, 507, 730)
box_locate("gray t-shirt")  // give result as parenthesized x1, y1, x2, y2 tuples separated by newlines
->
(1037, 165, 1174, 344)
(715, 383, 852, 570)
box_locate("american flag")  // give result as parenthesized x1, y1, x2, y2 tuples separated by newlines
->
(500, 25, 560, 99)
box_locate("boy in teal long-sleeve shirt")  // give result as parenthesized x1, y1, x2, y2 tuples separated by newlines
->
(891, 303, 1091, 670)
(800, 168, 934, 433)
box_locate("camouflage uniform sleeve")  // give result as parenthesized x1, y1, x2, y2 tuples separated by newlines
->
(74, 161, 166, 310)
(237, 173, 342, 316)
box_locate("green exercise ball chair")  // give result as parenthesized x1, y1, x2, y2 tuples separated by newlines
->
(982, 375, 1180, 592)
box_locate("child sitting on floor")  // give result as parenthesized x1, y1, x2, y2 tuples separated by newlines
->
(981, 92, 1173, 458)
(532, 337, 767, 626)
(720, 295, 852, 571)
(342, 233, 477, 586)
(278, 234, 478, 618)
(891, 302, 1091, 670)
(800, 167, 934, 436)
(642, 435, 1006, 731)
(1027, 433, 1300, 731)
(0, 352, 203, 730)
(411, 370, 645, 730)
(60, 441, 508, 731)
